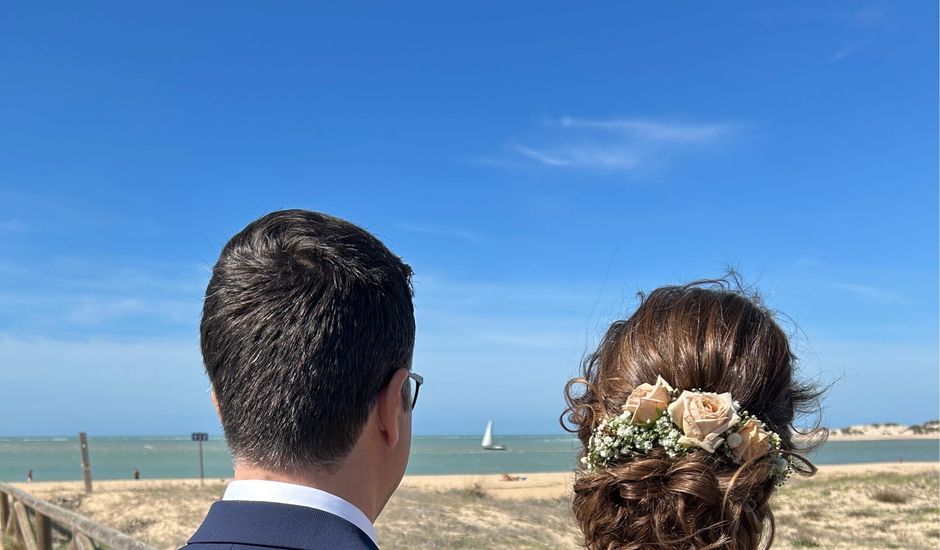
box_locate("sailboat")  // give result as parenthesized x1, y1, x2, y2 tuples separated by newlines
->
(481, 420, 506, 451)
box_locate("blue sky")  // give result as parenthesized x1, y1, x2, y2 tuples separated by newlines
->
(1, 2, 936, 436)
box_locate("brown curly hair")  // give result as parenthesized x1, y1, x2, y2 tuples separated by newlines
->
(563, 279, 822, 550)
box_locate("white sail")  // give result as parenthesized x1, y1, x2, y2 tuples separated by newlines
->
(482, 420, 494, 447)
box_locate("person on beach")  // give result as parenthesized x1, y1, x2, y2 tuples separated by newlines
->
(133, 467, 140, 480)
(184, 210, 418, 550)
(26, 469, 32, 483)
(563, 279, 821, 550)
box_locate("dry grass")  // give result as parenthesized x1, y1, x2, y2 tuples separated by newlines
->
(11, 479, 226, 548)
(869, 488, 911, 504)
(461, 478, 489, 499)
(377, 487, 580, 549)
(772, 469, 939, 550)
(10, 465, 939, 550)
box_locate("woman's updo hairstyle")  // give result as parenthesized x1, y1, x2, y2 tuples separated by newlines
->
(563, 279, 822, 550)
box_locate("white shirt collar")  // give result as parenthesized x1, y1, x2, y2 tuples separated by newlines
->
(223, 479, 378, 547)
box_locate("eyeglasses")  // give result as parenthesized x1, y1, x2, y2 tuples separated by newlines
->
(407, 371, 423, 409)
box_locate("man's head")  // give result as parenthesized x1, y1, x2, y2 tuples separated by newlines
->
(201, 209, 416, 475)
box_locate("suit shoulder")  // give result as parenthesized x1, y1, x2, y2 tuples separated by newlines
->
(181, 543, 287, 550)
(186, 501, 378, 550)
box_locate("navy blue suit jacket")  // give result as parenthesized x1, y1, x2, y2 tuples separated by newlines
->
(182, 501, 379, 550)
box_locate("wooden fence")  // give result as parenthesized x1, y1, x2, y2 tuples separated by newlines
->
(0, 484, 156, 550)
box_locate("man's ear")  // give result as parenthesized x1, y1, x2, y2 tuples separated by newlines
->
(210, 387, 222, 421)
(376, 368, 410, 447)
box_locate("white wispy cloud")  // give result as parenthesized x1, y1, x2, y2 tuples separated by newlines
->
(0, 219, 28, 233)
(397, 222, 484, 243)
(504, 116, 740, 173)
(66, 296, 199, 326)
(556, 117, 737, 143)
(0, 259, 208, 337)
(512, 145, 571, 167)
(806, 337, 937, 427)
(830, 44, 861, 62)
(475, 329, 583, 349)
(827, 5, 887, 62)
(513, 144, 641, 171)
(852, 6, 888, 26)
(828, 282, 905, 305)
(411, 271, 610, 358)
(794, 256, 825, 268)
(0, 334, 214, 435)
(413, 273, 600, 310)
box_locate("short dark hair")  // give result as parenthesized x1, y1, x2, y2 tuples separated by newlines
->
(201, 209, 415, 471)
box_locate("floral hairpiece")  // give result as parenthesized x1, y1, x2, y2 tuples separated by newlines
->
(582, 376, 792, 486)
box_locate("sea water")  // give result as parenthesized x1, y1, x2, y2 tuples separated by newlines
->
(0, 435, 936, 482)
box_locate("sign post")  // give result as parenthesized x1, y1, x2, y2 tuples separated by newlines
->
(192, 432, 208, 485)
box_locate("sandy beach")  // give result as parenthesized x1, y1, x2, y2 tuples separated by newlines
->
(823, 433, 940, 442)
(8, 461, 938, 549)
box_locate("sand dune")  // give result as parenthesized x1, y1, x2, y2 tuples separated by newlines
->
(825, 420, 940, 441)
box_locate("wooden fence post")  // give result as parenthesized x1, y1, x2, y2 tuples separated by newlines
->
(73, 532, 95, 550)
(35, 513, 51, 550)
(14, 501, 39, 550)
(0, 492, 8, 531)
(0, 493, 9, 550)
(79, 433, 93, 494)
(4, 500, 16, 538)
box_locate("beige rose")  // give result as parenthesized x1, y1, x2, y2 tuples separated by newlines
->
(622, 375, 674, 424)
(731, 419, 772, 463)
(667, 391, 740, 452)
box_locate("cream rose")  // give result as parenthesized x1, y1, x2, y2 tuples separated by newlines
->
(731, 419, 772, 463)
(622, 375, 674, 424)
(667, 391, 740, 452)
